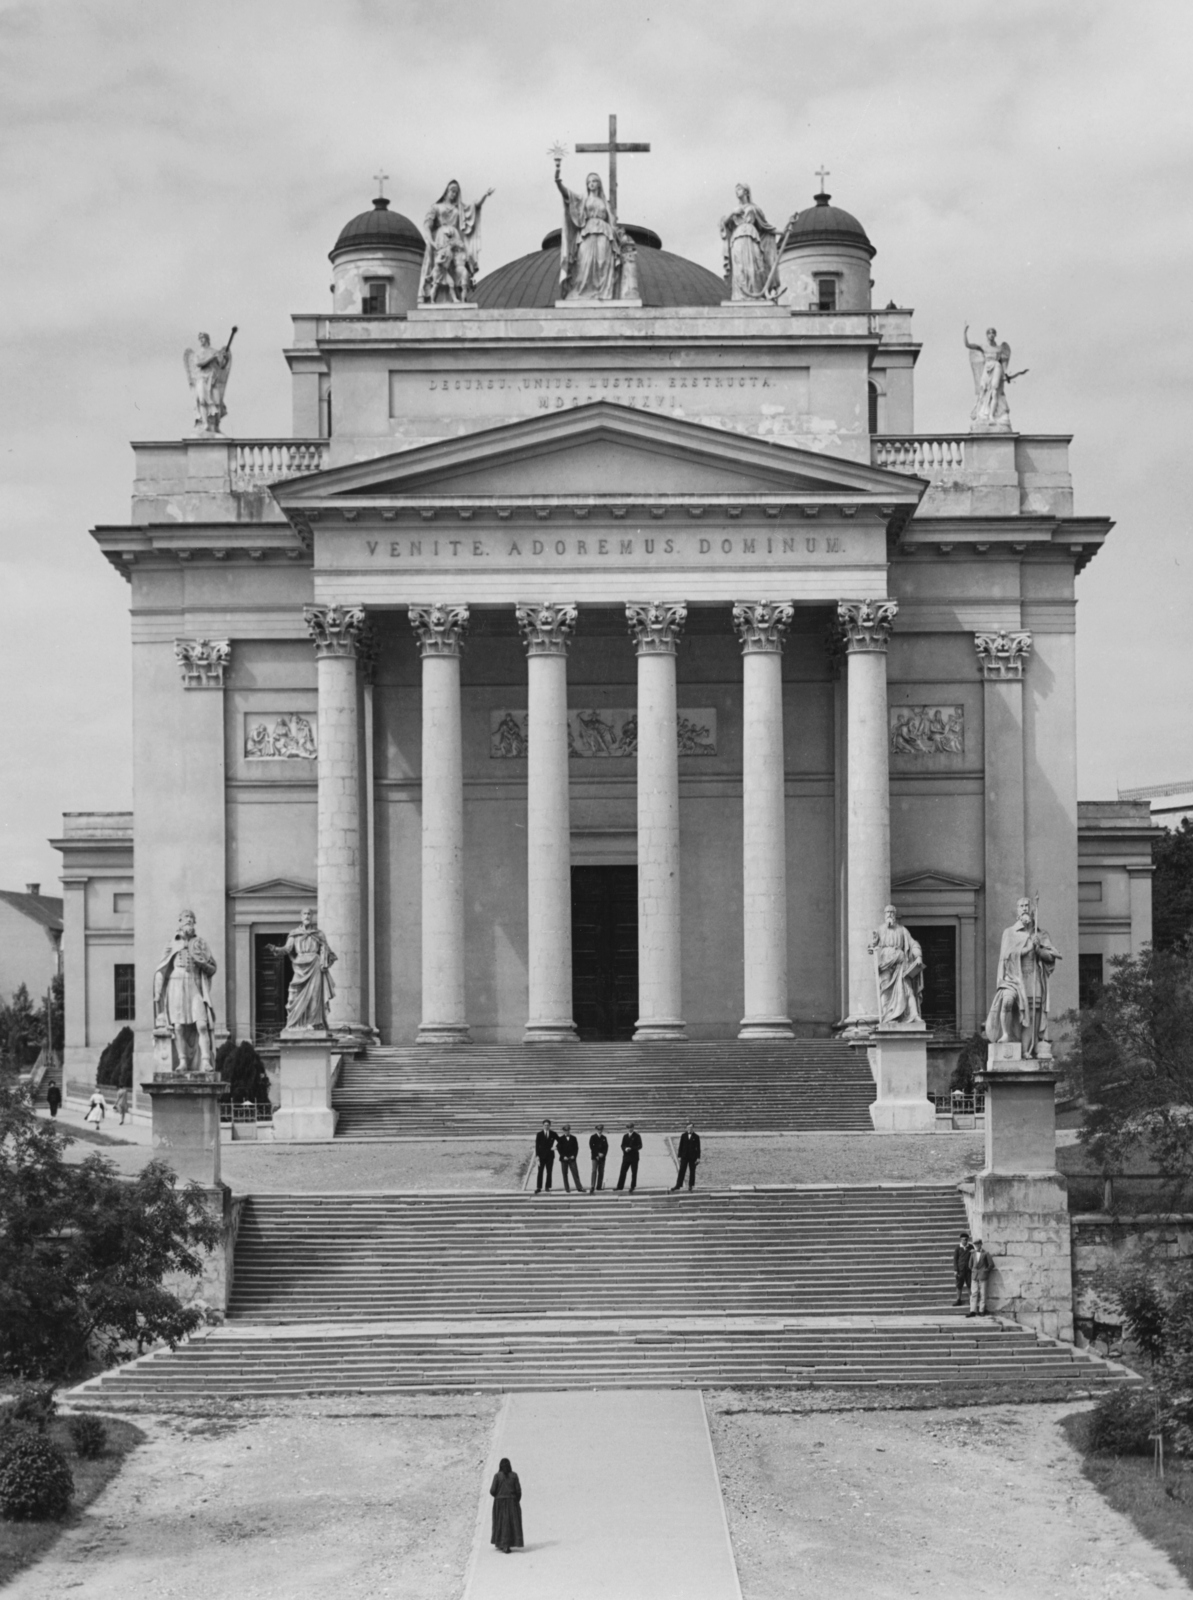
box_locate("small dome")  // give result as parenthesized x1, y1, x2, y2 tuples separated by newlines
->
(784, 191, 875, 259)
(476, 224, 725, 310)
(330, 197, 424, 261)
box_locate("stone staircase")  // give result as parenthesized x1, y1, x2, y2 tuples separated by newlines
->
(334, 1039, 875, 1136)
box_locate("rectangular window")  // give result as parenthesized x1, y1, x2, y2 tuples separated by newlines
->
(816, 277, 837, 311)
(114, 964, 136, 1021)
(1078, 881, 1103, 902)
(1079, 953, 1104, 1008)
(362, 279, 389, 315)
(113, 892, 133, 913)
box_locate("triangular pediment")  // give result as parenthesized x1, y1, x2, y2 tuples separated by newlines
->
(274, 403, 924, 509)
(892, 869, 983, 893)
(229, 878, 317, 899)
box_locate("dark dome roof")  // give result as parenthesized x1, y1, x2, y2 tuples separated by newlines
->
(476, 223, 725, 310)
(330, 197, 424, 260)
(784, 192, 875, 259)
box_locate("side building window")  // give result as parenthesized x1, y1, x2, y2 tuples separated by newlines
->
(114, 964, 136, 1022)
(868, 380, 880, 434)
(1078, 953, 1104, 1008)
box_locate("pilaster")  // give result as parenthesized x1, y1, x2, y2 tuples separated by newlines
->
(977, 631, 1031, 996)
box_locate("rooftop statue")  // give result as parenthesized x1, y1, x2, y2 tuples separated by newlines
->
(184, 328, 236, 434)
(986, 895, 1062, 1058)
(868, 904, 925, 1027)
(152, 908, 217, 1074)
(964, 324, 1027, 432)
(420, 179, 494, 304)
(553, 150, 627, 302)
(267, 908, 337, 1034)
(720, 184, 780, 302)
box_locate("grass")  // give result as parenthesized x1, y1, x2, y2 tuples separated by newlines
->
(0, 1415, 144, 1586)
(1062, 1409, 1193, 1587)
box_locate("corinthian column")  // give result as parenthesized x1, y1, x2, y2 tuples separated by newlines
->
(627, 601, 688, 1041)
(410, 604, 471, 1044)
(733, 601, 796, 1038)
(304, 603, 368, 1038)
(517, 602, 579, 1043)
(839, 599, 897, 1032)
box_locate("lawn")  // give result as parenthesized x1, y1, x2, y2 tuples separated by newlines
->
(1062, 1409, 1193, 1587)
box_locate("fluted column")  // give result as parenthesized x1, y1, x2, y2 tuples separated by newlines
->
(410, 604, 471, 1044)
(304, 603, 368, 1037)
(517, 602, 579, 1043)
(976, 629, 1032, 997)
(734, 601, 795, 1038)
(839, 599, 897, 1032)
(627, 601, 688, 1041)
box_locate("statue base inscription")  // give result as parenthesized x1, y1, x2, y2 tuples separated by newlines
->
(867, 1026, 935, 1134)
(273, 1036, 339, 1142)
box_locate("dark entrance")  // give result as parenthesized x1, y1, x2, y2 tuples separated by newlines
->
(253, 932, 293, 1044)
(907, 924, 957, 1034)
(572, 866, 638, 1040)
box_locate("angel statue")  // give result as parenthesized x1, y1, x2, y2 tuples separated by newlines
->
(419, 180, 494, 304)
(553, 152, 626, 302)
(184, 328, 236, 434)
(964, 324, 1027, 431)
(720, 184, 781, 302)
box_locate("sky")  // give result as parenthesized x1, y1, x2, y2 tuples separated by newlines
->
(1, 0, 1191, 892)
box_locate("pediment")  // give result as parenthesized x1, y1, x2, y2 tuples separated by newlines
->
(892, 870, 983, 893)
(229, 878, 317, 899)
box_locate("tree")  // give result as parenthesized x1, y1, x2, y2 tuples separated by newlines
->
(1152, 818, 1193, 950)
(35, 974, 64, 1057)
(96, 1027, 134, 1089)
(1095, 1251, 1193, 1458)
(0, 1081, 222, 1380)
(0, 986, 41, 1073)
(214, 1038, 271, 1104)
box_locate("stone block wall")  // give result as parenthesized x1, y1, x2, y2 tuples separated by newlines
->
(966, 1172, 1074, 1341)
(162, 1186, 245, 1318)
(1071, 1213, 1193, 1319)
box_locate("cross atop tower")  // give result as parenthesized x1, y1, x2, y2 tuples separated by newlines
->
(815, 165, 831, 195)
(373, 168, 390, 199)
(574, 114, 650, 215)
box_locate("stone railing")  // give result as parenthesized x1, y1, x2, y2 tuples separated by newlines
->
(872, 436, 967, 476)
(231, 440, 327, 489)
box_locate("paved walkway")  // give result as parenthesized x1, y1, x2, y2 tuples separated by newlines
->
(463, 1390, 742, 1600)
(521, 1132, 677, 1193)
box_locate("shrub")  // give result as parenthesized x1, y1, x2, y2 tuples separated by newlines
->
(1087, 1386, 1155, 1456)
(0, 1431, 74, 1520)
(215, 1038, 270, 1104)
(8, 1384, 56, 1433)
(67, 1414, 107, 1459)
(949, 1032, 986, 1095)
(96, 1026, 134, 1090)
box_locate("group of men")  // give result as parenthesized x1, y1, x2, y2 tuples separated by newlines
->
(532, 1120, 702, 1194)
(953, 1230, 995, 1316)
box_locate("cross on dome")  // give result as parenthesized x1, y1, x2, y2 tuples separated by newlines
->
(574, 113, 651, 215)
(815, 165, 831, 194)
(373, 169, 390, 199)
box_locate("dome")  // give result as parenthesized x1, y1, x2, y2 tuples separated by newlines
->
(784, 191, 875, 259)
(476, 224, 726, 310)
(330, 197, 424, 260)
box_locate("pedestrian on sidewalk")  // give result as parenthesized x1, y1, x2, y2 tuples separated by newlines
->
(672, 1121, 701, 1191)
(589, 1123, 608, 1192)
(115, 1086, 130, 1126)
(45, 1082, 61, 1119)
(557, 1124, 584, 1192)
(616, 1122, 642, 1192)
(534, 1120, 557, 1193)
(84, 1090, 107, 1127)
(489, 1456, 524, 1554)
(953, 1229, 972, 1306)
(967, 1239, 993, 1317)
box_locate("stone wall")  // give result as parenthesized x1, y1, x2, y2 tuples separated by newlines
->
(1071, 1213, 1193, 1319)
(162, 1186, 245, 1319)
(965, 1172, 1074, 1341)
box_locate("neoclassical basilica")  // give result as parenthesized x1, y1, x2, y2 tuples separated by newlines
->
(56, 144, 1154, 1095)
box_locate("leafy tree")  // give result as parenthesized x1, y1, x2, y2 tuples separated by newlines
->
(215, 1038, 271, 1104)
(0, 1081, 222, 1380)
(1153, 818, 1193, 951)
(0, 986, 41, 1072)
(1093, 1252, 1193, 1458)
(35, 974, 64, 1057)
(949, 1031, 986, 1095)
(96, 1026, 135, 1089)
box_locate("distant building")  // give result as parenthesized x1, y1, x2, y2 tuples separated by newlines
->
(0, 883, 63, 1005)
(1077, 800, 1155, 1003)
(1118, 779, 1193, 830)
(49, 814, 133, 1088)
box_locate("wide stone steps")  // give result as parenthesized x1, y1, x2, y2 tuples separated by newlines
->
(228, 1187, 967, 1323)
(335, 1040, 874, 1136)
(72, 1320, 1131, 1402)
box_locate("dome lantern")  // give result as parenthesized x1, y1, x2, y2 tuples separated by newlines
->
(329, 195, 425, 315)
(778, 187, 876, 313)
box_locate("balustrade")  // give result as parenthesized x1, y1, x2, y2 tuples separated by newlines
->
(872, 436, 966, 476)
(232, 440, 327, 488)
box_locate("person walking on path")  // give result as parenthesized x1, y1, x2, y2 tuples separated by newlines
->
(953, 1230, 972, 1306)
(45, 1082, 61, 1119)
(489, 1456, 524, 1554)
(672, 1121, 701, 1191)
(84, 1090, 107, 1127)
(114, 1086, 131, 1126)
(589, 1123, 608, 1192)
(967, 1239, 994, 1316)
(616, 1122, 642, 1192)
(557, 1124, 585, 1192)
(534, 1120, 557, 1193)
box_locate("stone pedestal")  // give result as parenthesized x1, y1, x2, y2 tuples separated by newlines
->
(867, 1026, 935, 1132)
(272, 1033, 338, 1141)
(144, 1073, 227, 1188)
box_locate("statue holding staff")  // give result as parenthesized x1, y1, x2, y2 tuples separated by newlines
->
(184, 328, 236, 433)
(552, 148, 625, 302)
(153, 909, 218, 1073)
(985, 895, 1062, 1057)
(267, 908, 337, 1034)
(964, 324, 1027, 430)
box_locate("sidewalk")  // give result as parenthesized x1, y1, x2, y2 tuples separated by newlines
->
(37, 1100, 152, 1145)
(462, 1390, 742, 1600)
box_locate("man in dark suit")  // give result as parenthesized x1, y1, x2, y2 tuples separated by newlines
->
(672, 1121, 701, 1191)
(616, 1123, 642, 1192)
(557, 1124, 584, 1192)
(534, 1120, 557, 1193)
(953, 1230, 972, 1306)
(588, 1124, 608, 1192)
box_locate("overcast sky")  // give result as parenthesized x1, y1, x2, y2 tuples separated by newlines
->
(1, 0, 1191, 892)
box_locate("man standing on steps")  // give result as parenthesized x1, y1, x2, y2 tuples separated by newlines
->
(589, 1124, 608, 1192)
(534, 1119, 557, 1193)
(953, 1229, 972, 1306)
(616, 1122, 642, 1192)
(672, 1121, 701, 1191)
(967, 1238, 994, 1317)
(557, 1124, 584, 1192)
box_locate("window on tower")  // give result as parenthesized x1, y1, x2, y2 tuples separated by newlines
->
(816, 277, 838, 311)
(362, 279, 389, 315)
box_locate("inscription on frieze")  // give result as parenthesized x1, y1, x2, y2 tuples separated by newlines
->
(364, 533, 846, 563)
(491, 708, 717, 759)
(889, 705, 964, 756)
(244, 713, 318, 760)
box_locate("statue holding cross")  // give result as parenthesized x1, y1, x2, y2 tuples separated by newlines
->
(550, 116, 649, 303)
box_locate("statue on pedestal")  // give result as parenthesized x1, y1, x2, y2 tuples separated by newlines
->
(420, 179, 494, 304)
(553, 154, 626, 302)
(184, 328, 236, 434)
(720, 184, 780, 302)
(267, 909, 337, 1034)
(868, 905, 925, 1027)
(964, 324, 1027, 431)
(152, 909, 217, 1073)
(986, 896, 1062, 1057)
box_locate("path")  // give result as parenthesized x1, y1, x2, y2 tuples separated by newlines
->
(463, 1390, 742, 1600)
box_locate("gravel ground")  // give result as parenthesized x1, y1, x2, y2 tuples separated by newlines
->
(5, 1397, 499, 1600)
(705, 1395, 1190, 1599)
(696, 1133, 985, 1187)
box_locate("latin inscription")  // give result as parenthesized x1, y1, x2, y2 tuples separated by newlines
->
(363, 534, 845, 562)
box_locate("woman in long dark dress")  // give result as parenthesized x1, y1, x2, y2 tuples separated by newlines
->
(490, 1457, 523, 1553)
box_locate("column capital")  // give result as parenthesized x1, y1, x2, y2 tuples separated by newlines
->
(732, 600, 795, 655)
(838, 599, 897, 654)
(516, 601, 577, 657)
(175, 638, 230, 689)
(304, 603, 367, 659)
(626, 600, 688, 656)
(975, 629, 1033, 680)
(409, 603, 470, 658)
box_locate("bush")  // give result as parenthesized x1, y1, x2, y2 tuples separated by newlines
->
(1087, 1386, 1156, 1455)
(950, 1032, 986, 1095)
(96, 1027, 134, 1090)
(0, 1431, 74, 1520)
(67, 1414, 106, 1459)
(7, 1384, 56, 1434)
(215, 1038, 270, 1104)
